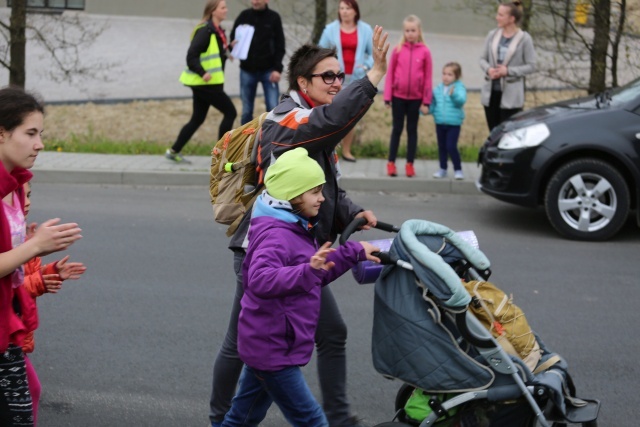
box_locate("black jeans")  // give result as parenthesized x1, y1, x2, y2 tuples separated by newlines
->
(209, 251, 352, 426)
(171, 85, 237, 153)
(388, 97, 422, 163)
(483, 89, 522, 132)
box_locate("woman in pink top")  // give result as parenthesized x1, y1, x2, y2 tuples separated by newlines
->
(383, 15, 432, 177)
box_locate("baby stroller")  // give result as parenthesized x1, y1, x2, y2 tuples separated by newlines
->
(340, 219, 600, 427)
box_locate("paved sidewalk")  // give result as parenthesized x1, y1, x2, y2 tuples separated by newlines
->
(31, 151, 482, 195)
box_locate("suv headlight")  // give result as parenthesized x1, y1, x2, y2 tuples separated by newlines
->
(498, 123, 550, 149)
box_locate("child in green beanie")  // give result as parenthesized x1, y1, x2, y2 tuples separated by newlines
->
(220, 148, 380, 427)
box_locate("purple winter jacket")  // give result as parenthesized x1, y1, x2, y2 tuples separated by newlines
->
(238, 196, 366, 371)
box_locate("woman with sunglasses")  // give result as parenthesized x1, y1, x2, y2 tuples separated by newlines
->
(210, 26, 389, 427)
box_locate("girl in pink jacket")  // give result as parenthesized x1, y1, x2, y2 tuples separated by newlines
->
(384, 15, 432, 177)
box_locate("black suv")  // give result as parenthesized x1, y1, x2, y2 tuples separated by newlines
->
(477, 79, 640, 241)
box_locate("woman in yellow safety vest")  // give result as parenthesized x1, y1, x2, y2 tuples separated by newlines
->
(167, 0, 237, 164)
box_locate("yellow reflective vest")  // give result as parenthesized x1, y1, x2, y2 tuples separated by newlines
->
(179, 23, 225, 86)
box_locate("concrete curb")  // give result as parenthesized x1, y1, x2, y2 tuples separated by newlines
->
(33, 167, 481, 195)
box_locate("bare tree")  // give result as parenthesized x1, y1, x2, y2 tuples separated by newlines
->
(0, 3, 115, 88)
(589, 0, 611, 93)
(311, 0, 327, 44)
(610, 0, 626, 88)
(5, 0, 26, 87)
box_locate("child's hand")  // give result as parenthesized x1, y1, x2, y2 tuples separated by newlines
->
(448, 86, 454, 96)
(360, 241, 381, 263)
(310, 242, 336, 271)
(26, 222, 37, 239)
(56, 255, 87, 280)
(420, 105, 430, 116)
(43, 274, 62, 293)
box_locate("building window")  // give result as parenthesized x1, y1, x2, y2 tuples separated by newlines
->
(6, 0, 85, 10)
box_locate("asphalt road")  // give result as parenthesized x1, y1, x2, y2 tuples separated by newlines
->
(27, 184, 639, 426)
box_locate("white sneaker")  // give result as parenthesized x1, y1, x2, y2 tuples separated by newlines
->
(432, 169, 447, 179)
(454, 170, 464, 180)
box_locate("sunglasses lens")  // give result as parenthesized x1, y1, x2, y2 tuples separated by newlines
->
(314, 72, 346, 85)
(322, 72, 335, 84)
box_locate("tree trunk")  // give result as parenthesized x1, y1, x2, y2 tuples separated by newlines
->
(610, 0, 626, 88)
(9, 0, 27, 88)
(589, 0, 610, 94)
(311, 0, 327, 45)
(520, 0, 533, 32)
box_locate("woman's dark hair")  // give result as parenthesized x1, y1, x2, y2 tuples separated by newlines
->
(501, 1, 523, 25)
(287, 44, 338, 91)
(338, 0, 360, 24)
(0, 86, 44, 132)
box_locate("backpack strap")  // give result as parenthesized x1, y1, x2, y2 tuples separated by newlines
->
(533, 354, 562, 374)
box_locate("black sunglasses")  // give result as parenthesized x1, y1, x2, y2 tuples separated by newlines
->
(310, 71, 346, 85)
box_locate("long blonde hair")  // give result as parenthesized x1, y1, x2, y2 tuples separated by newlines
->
(396, 15, 425, 52)
(201, 0, 222, 23)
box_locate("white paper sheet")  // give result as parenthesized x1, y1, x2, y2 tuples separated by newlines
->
(231, 24, 255, 60)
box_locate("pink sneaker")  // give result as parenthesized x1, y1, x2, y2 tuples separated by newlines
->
(405, 162, 415, 177)
(387, 162, 397, 177)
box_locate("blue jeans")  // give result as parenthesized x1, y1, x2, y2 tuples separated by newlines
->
(221, 365, 328, 427)
(435, 124, 462, 171)
(240, 69, 280, 124)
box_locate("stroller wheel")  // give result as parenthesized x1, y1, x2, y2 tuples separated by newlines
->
(393, 384, 417, 424)
(394, 384, 416, 413)
(373, 423, 414, 427)
(528, 413, 598, 426)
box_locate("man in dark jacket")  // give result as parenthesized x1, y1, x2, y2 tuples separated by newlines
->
(230, 0, 286, 124)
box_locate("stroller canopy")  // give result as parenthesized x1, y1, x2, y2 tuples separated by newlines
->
(372, 220, 495, 392)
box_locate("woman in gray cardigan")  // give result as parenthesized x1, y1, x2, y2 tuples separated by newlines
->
(479, 1, 536, 131)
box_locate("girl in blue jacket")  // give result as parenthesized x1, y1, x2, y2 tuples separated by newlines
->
(430, 62, 467, 180)
(221, 148, 379, 427)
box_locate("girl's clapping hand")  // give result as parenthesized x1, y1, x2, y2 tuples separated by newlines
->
(310, 242, 336, 271)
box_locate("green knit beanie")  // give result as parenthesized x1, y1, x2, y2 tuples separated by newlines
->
(265, 148, 326, 201)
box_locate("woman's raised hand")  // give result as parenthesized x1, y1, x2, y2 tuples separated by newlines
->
(367, 25, 390, 87)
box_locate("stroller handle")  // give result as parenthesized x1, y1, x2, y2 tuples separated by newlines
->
(339, 217, 399, 246)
